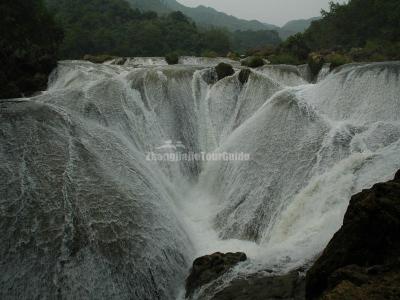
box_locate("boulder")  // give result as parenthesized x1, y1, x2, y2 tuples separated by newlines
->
(215, 63, 235, 81)
(307, 53, 325, 78)
(306, 171, 400, 299)
(185, 252, 247, 298)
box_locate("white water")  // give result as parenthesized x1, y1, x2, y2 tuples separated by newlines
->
(1, 60, 400, 300)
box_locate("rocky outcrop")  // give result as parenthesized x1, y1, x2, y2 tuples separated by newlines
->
(185, 252, 305, 300)
(215, 63, 235, 81)
(306, 170, 400, 300)
(185, 252, 247, 298)
(307, 53, 325, 79)
(211, 270, 305, 300)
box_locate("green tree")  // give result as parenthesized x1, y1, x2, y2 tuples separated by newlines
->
(0, 0, 63, 98)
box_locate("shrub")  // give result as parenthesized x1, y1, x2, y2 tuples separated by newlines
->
(268, 53, 301, 65)
(227, 52, 240, 61)
(325, 53, 351, 70)
(202, 50, 218, 58)
(241, 56, 265, 68)
(349, 40, 400, 62)
(165, 52, 179, 65)
(215, 63, 235, 81)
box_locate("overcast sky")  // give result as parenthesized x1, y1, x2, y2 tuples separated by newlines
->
(177, 0, 338, 26)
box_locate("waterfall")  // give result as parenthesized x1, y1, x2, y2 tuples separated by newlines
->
(1, 60, 399, 299)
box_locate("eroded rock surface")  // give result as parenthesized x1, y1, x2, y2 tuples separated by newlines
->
(306, 170, 400, 300)
(185, 252, 247, 298)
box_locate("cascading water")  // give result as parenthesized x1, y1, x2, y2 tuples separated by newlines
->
(1, 59, 399, 300)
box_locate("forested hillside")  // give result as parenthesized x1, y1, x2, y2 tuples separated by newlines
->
(267, 0, 400, 69)
(126, 0, 278, 32)
(279, 17, 320, 40)
(45, 0, 281, 59)
(0, 0, 62, 98)
(232, 30, 281, 53)
(305, 0, 400, 50)
(46, 0, 231, 58)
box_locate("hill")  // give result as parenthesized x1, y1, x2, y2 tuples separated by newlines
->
(125, 0, 278, 31)
(279, 17, 320, 39)
(45, 0, 231, 58)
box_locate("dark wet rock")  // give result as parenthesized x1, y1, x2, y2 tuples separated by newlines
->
(238, 68, 251, 84)
(185, 252, 247, 298)
(201, 68, 218, 85)
(215, 63, 235, 81)
(306, 171, 400, 300)
(211, 270, 305, 300)
(307, 53, 325, 79)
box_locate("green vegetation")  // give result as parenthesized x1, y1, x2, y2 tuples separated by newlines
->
(279, 17, 320, 39)
(232, 30, 281, 53)
(215, 63, 235, 81)
(46, 0, 231, 59)
(126, 0, 278, 32)
(165, 52, 179, 65)
(201, 50, 218, 58)
(241, 56, 265, 68)
(0, 0, 62, 99)
(325, 53, 352, 70)
(268, 53, 302, 65)
(304, 0, 400, 51)
(270, 0, 400, 67)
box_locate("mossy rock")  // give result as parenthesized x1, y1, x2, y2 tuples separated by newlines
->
(308, 53, 325, 78)
(241, 56, 265, 68)
(215, 63, 235, 81)
(227, 52, 240, 61)
(165, 52, 179, 65)
(238, 68, 251, 84)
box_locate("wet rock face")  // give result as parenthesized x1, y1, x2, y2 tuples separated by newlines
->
(238, 68, 251, 84)
(215, 63, 235, 81)
(185, 252, 247, 298)
(211, 270, 305, 300)
(306, 171, 400, 300)
(0, 99, 191, 300)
